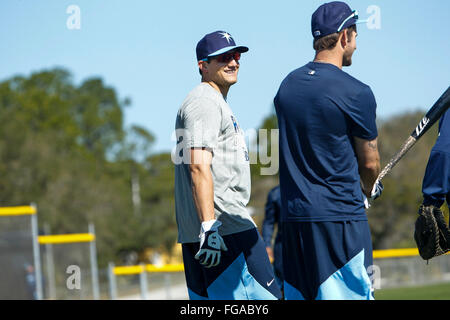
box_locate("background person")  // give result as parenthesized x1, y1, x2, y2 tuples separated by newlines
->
(421, 109, 450, 210)
(416, 109, 450, 257)
(262, 185, 284, 293)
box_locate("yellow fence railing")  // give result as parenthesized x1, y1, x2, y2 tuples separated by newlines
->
(373, 248, 420, 259)
(373, 248, 450, 259)
(38, 233, 95, 244)
(0, 205, 36, 216)
(113, 263, 185, 275)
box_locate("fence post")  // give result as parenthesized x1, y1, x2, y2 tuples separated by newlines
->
(164, 273, 172, 300)
(44, 224, 56, 299)
(140, 263, 148, 300)
(108, 262, 117, 300)
(30, 203, 43, 300)
(89, 223, 100, 300)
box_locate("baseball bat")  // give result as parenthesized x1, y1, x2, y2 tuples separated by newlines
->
(365, 86, 450, 208)
(377, 86, 450, 182)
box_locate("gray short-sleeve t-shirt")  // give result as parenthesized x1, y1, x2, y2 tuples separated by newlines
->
(174, 83, 256, 243)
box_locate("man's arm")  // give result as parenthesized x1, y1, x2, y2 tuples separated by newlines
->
(190, 148, 228, 268)
(354, 137, 381, 198)
(189, 148, 215, 222)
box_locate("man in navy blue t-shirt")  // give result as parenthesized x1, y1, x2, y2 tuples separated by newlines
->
(274, 1, 383, 300)
(422, 110, 450, 211)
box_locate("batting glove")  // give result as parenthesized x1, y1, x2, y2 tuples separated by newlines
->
(370, 180, 384, 201)
(364, 180, 384, 209)
(195, 220, 228, 268)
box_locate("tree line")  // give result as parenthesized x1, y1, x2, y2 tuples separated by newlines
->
(0, 68, 175, 267)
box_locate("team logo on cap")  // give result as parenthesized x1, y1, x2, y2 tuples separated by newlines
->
(314, 30, 321, 37)
(219, 32, 233, 43)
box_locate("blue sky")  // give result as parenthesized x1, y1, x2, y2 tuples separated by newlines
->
(1, 0, 449, 153)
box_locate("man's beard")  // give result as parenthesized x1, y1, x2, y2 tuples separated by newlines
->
(342, 55, 352, 66)
(342, 51, 353, 67)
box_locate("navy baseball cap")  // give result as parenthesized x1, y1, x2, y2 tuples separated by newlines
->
(196, 30, 249, 61)
(312, 2, 364, 39)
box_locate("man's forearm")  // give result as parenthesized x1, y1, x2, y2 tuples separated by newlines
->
(360, 162, 381, 197)
(190, 165, 216, 222)
(355, 138, 381, 198)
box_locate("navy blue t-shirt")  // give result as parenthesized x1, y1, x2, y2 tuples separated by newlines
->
(422, 109, 450, 207)
(274, 62, 378, 222)
(262, 185, 282, 248)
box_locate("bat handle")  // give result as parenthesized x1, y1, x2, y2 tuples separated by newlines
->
(365, 135, 417, 209)
(377, 136, 417, 182)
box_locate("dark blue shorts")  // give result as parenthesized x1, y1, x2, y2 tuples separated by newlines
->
(182, 228, 282, 300)
(282, 220, 374, 300)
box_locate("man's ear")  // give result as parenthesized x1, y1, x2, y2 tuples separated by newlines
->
(198, 60, 207, 75)
(340, 30, 348, 49)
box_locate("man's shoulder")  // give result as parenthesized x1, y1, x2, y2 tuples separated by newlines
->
(282, 64, 311, 81)
(335, 69, 373, 95)
(280, 63, 371, 90)
(182, 83, 217, 103)
(179, 84, 223, 114)
(326, 70, 375, 106)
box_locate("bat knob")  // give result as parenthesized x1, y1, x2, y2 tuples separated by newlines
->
(364, 195, 371, 209)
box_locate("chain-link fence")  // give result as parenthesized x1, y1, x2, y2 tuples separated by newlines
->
(0, 214, 35, 299)
(107, 253, 450, 300)
(41, 241, 91, 299)
(2, 204, 449, 300)
(38, 223, 100, 300)
(0, 205, 42, 300)
(0, 205, 101, 300)
(375, 254, 450, 290)
(108, 263, 188, 300)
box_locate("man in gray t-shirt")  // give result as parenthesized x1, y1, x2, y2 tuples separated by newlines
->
(173, 30, 281, 300)
(175, 82, 256, 243)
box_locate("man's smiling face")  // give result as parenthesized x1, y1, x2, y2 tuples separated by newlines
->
(200, 51, 241, 87)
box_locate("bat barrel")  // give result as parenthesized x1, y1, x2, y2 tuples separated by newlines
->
(412, 86, 450, 139)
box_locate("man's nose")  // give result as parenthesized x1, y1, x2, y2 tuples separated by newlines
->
(228, 59, 239, 68)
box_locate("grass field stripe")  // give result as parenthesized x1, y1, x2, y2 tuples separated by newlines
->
(0, 206, 36, 216)
(38, 233, 95, 244)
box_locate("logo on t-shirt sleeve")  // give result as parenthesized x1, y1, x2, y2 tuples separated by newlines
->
(231, 115, 240, 133)
(230, 115, 249, 162)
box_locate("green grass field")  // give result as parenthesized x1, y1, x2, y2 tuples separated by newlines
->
(374, 283, 450, 300)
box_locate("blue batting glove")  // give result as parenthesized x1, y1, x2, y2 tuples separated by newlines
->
(370, 180, 384, 201)
(195, 220, 228, 268)
(364, 180, 384, 209)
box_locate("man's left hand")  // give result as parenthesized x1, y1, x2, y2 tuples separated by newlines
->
(195, 220, 228, 268)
